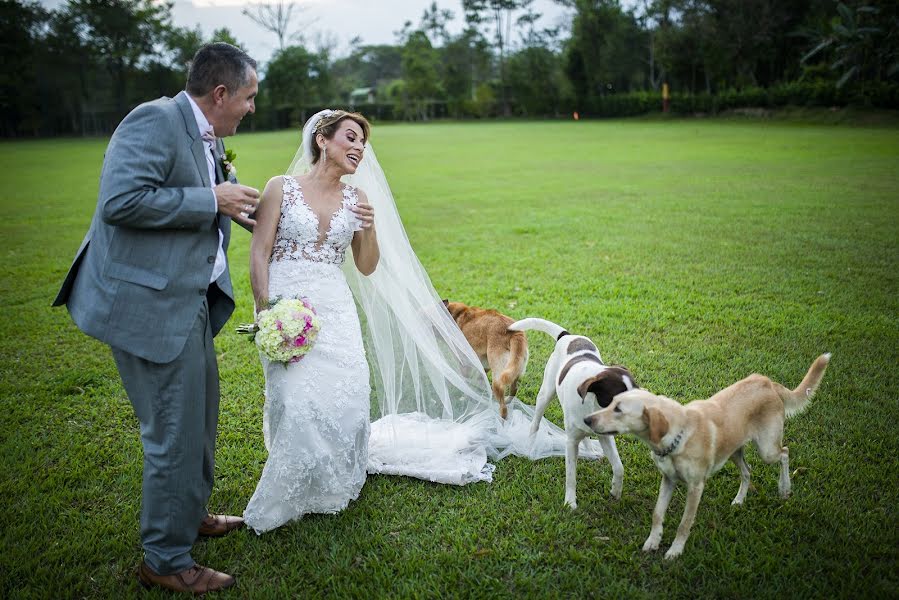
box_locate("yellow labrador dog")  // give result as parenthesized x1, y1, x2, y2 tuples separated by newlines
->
(584, 354, 830, 559)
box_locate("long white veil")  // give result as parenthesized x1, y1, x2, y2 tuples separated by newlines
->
(286, 110, 603, 485)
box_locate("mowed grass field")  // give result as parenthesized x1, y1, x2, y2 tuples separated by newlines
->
(1, 118, 897, 598)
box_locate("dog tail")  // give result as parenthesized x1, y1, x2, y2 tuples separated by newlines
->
(493, 333, 529, 411)
(508, 317, 568, 340)
(782, 353, 831, 418)
(506, 332, 529, 378)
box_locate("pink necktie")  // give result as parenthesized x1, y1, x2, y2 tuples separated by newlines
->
(201, 126, 216, 144)
(201, 126, 217, 182)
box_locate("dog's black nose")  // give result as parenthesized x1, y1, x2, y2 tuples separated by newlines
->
(583, 417, 592, 427)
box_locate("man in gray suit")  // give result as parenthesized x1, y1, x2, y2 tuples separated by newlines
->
(54, 43, 260, 594)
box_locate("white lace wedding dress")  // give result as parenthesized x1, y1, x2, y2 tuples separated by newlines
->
(244, 176, 370, 534)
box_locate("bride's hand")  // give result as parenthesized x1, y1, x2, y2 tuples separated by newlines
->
(350, 202, 374, 230)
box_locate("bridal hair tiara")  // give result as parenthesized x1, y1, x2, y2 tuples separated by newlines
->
(312, 109, 336, 133)
(300, 109, 337, 162)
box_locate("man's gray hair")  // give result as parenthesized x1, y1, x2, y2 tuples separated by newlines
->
(186, 42, 256, 96)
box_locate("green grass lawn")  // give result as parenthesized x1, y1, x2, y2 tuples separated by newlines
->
(1, 118, 897, 598)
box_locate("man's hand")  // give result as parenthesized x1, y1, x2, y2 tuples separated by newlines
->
(214, 182, 260, 228)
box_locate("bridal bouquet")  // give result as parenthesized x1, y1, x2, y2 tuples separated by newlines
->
(237, 298, 321, 364)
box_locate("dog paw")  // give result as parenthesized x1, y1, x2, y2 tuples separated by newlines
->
(642, 538, 660, 552)
(664, 546, 683, 560)
(564, 499, 577, 510)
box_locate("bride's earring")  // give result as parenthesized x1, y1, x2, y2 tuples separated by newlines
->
(323, 145, 327, 163)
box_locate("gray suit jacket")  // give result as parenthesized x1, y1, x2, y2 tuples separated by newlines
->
(54, 91, 235, 363)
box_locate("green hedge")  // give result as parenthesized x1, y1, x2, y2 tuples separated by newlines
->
(284, 81, 897, 125)
(590, 81, 899, 117)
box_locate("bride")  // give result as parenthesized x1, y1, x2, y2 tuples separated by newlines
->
(244, 110, 377, 533)
(245, 109, 605, 534)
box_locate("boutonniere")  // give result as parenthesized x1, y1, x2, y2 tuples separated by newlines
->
(220, 148, 237, 180)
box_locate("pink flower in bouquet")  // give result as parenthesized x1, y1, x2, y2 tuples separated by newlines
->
(252, 298, 321, 364)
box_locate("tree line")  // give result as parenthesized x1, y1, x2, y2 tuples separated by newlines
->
(2, 0, 897, 137)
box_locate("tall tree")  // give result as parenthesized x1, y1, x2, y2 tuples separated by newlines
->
(331, 43, 403, 95)
(508, 4, 567, 115)
(242, 1, 312, 51)
(44, 5, 97, 134)
(310, 31, 338, 105)
(66, 0, 172, 117)
(652, 0, 716, 93)
(165, 24, 204, 77)
(264, 46, 315, 124)
(635, 0, 670, 90)
(801, 2, 899, 88)
(561, 0, 645, 109)
(0, 0, 49, 135)
(442, 27, 493, 115)
(401, 30, 442, 119)
(705, 0, 797, 88)
(264, 44, 330, 125)
(210, 27, 244, 49)
(463, 0, 534, 116)
(508, 45, 567, 115)
(649, 0, 825, 92)
(420, 1, 455, 46)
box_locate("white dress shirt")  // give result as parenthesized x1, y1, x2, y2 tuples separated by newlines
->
(185, 93, 227, 284)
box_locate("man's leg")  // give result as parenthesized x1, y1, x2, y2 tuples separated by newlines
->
(112, 300, 216, 575)
(201, 300, 219, 511)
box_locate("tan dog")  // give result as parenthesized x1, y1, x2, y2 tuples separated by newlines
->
(444, 301, 528, 419)
(584, 354, 830, 559)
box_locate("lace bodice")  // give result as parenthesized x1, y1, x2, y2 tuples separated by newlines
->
(271, 176, 358, 265)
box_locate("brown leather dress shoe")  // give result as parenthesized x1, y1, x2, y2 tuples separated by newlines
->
(198, 513, 245, 537)
(137, 561, 235, 595)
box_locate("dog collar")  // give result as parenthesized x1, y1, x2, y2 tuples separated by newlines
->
(654, 430, 683, 458)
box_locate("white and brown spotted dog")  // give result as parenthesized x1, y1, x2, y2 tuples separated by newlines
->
(583, 353, 830, 559)
(444, 301, 529, 419)
(508, 317, 637, 509)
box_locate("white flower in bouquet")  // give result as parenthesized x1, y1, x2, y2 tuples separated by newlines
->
(238, 298, 321, 364)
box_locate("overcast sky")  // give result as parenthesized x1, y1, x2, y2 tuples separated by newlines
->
(40, 0, 573, 69)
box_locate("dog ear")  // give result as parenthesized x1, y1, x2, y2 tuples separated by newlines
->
(578, 371, 629, 407)
(442, 299, 449, 307)
(642, 407, 669, 445)
(578, 374, 603, 403)
(613, 366, 638, 390)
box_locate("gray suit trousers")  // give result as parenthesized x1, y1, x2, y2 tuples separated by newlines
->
(112, 299, 219, 575)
